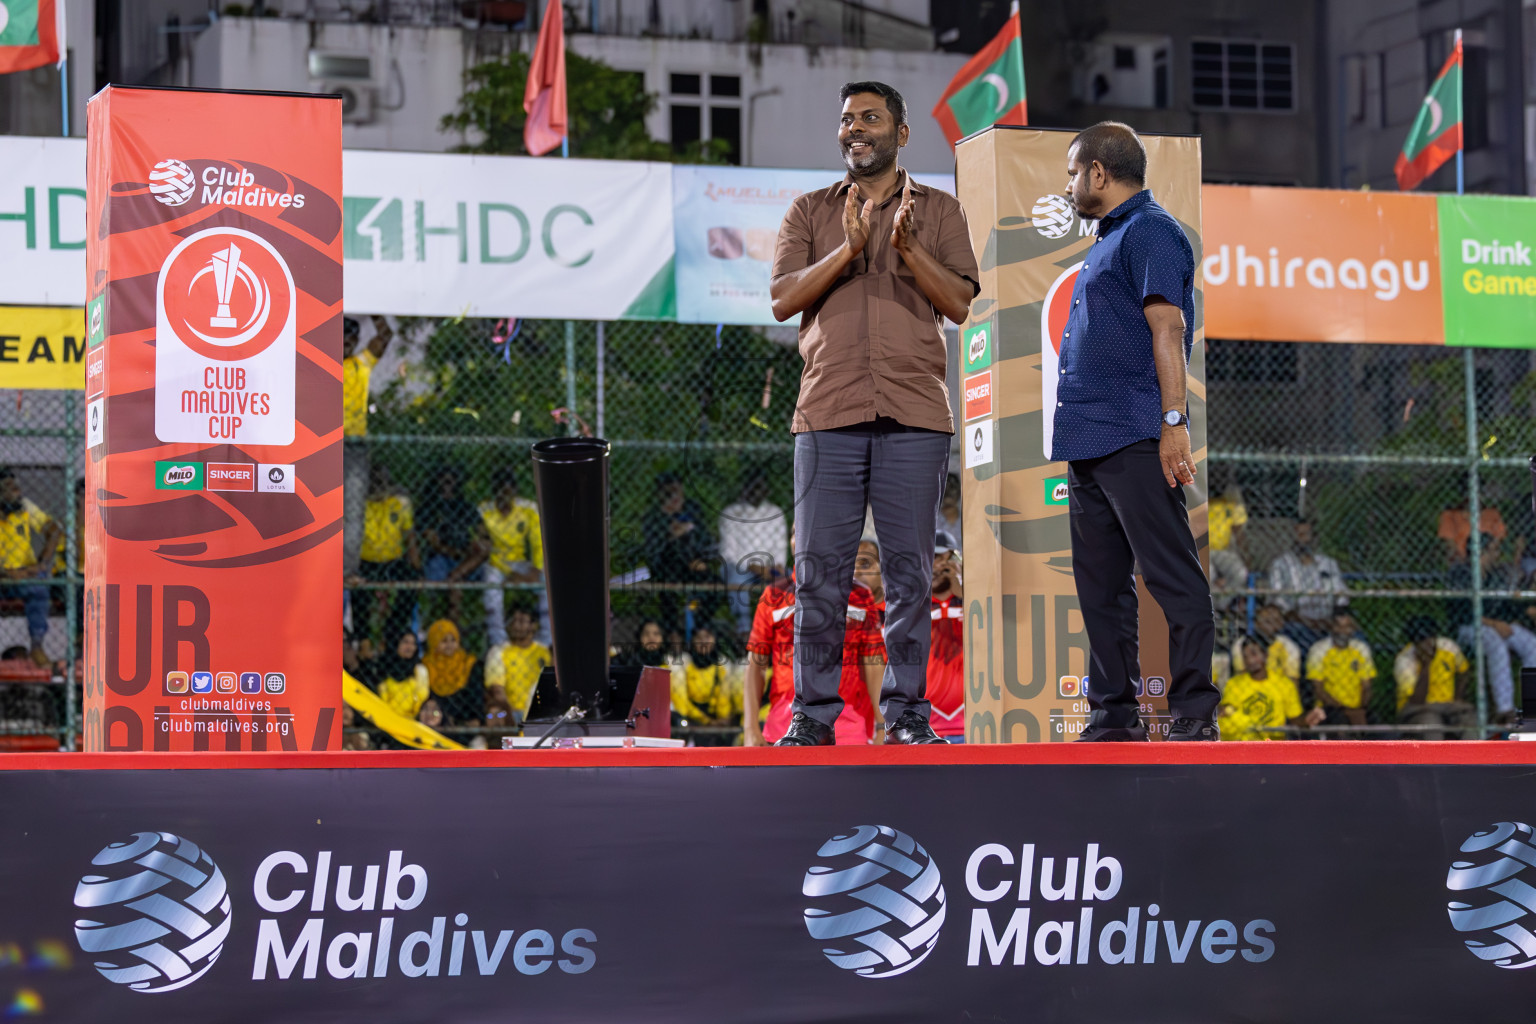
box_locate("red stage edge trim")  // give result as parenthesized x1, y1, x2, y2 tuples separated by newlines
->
(1, 741, 1532, 770)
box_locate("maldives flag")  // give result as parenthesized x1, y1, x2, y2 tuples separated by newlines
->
(1395, 34, 1462, 191)
(523, 0, 567, 156)
(0, 0, 65, 74)
(931, 6, 1026, 148)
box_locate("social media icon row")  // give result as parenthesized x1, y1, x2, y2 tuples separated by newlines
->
(165, 671, 285, 695)
(1057, 675, 1165, 698)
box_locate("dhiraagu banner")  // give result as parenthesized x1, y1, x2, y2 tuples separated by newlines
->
(1438, 193, 1536, 348)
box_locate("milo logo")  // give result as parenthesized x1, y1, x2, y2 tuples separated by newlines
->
(155, 461, 204, 490)
(963, 321, 992, 373)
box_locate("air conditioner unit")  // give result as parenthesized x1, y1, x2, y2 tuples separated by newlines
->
(319, 81, 378, 124)
(1074, 34, 1170, 110)
(308, 51, 373, 80)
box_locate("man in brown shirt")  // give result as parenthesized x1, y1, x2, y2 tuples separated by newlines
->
(769, 81, 979, 746)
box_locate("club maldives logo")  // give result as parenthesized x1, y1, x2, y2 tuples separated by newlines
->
(73, 831, 232, 993)
(1031, 195, 1075, 239)
(802, 825, 946, 978)
(1446, 821, 1536, 968)
(149, 159, 197, 207)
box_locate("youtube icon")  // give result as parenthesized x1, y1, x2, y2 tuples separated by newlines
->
(206, 462, 256, 492)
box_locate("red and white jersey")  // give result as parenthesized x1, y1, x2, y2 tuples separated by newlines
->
(747, 578, 885, 744)
(927, 594, 964, 737)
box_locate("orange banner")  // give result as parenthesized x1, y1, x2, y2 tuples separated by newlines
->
(1202, 185, 1444, 344)
(83, 86, 343, 751)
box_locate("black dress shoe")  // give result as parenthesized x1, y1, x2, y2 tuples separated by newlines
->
(775, 712, 835, 746)
(886, 709, 948, 744)
(1075, 719, 1148, 742)
(1166, 717, 1220, 741)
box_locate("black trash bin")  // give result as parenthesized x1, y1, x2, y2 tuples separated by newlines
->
(530, 437, 612, 711)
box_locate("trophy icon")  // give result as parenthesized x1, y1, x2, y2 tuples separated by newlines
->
(208, 242, 243, 328)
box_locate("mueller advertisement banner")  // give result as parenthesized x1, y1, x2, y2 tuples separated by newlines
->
(4, 759, 1536, 1021)
(954, 126, 1206, 743)
(670, 166, 955, 326)
(1202, 185, 1445, 344)
(82, 86, 343, 751)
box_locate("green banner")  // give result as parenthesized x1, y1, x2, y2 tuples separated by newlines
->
(1438, 194, 1536, 349)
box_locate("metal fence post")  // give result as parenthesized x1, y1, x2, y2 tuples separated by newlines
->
(564, 320, 578, 436)
(1464, 347, 1486, 735)
(596, 321, 606, 440)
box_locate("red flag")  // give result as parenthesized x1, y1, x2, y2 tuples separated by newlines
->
(523, 0, 567, 156)
(0, 0, 66, 75)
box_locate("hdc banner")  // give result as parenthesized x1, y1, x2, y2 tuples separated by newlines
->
(83, 86, 343, 751)
(955, 126, 1206, 742)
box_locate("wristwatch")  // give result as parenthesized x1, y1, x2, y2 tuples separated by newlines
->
(1163, 410, 1188, 427)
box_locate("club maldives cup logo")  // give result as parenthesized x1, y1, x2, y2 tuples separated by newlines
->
(74, 832, 232, 993)
(1446, 821, 1536, 968)
(154, 226, 296, 446)
(1040, 262, 1084, 459)
(802, 825, 946, 978)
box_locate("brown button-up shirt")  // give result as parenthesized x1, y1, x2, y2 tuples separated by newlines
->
(773, 169, 979, 434)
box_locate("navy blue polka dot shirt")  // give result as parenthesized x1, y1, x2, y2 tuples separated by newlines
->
(1050, 189, 1195, 462)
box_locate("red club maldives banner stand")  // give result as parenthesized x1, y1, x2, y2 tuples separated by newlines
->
(83, 87, 343, 751)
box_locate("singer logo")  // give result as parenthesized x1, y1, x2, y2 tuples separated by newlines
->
(964, 372, 993, 421)
(206, 463, 256, 492)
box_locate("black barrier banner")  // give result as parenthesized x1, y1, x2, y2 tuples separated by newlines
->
(4, 764, 1535, 1021)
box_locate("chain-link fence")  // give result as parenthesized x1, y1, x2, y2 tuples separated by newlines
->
(6, 323, 1534, 747)
(1207, 339, 1536, 737)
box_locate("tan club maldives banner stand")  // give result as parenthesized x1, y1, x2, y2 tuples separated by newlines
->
(83, 86, 343, 751)
(955, 126, 1207, 743)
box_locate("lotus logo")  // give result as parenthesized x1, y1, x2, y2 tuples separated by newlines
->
(1031, 194, 1075, 239)
(149, 159, 196, 208)
(267, 467, 285, 484)
(163, 466, 196, 485)
(802, 825, 945, 978)
(1447, 821, 1536, 968)
(967, 328, 988, 365)
(74, 831, 232, 993)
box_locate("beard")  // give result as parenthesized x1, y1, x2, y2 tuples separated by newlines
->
(842, 133, 898, 177)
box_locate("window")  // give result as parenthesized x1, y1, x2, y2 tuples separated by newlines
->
(667, 72, 742, 164)
(1191, 39, 1295, 112)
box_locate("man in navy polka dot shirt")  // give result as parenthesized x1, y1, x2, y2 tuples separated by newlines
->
(1053, 121, 1219, 742)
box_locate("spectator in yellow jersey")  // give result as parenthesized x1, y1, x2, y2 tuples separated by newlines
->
(1305, 610, 1375, 727)
(1218, 635, 1323, 741)
(486, 608, 552, 716)
(454, 467, 545, 649)
(1231, 604, 1301, 685)
(1395, 616, 1474, 739)
(342, 315, 394, 580)
(1207, 479, 1249, 607)
(0, 469, 61, 666)
(375, 630, 430, 720)
(672, 625, 741, 745)
(355, 463, 419, 644)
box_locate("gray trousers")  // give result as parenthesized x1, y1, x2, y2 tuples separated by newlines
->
(792, 426, 950, 728)
(343, 441, 369, 577)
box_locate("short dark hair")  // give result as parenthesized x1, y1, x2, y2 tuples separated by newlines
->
(839, 81, 907, 126)
(1239, 634, 1266, 655)
(1406, 616, 1440, 643)
(492, 466, 519, 492)
(343, 316, 360, 338)
(1069, 121, 1147, 186)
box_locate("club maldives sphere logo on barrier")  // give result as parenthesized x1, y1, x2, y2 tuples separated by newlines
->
(149, 158, 197, 207)
(1031, 194, 1076, 239)
(802, 825, 945, 978)
(73, 832, 232, 993)
(1446, 821, 1536, 969)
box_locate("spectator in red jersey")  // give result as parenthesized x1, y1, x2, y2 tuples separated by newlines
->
(742, 539, 886, 746)
(927, 531, 965, 741)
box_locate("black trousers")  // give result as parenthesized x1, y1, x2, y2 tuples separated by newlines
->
(1067, 439, 1218, 726)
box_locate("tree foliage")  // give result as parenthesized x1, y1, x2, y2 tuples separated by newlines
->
(440, 49, 730, 163)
